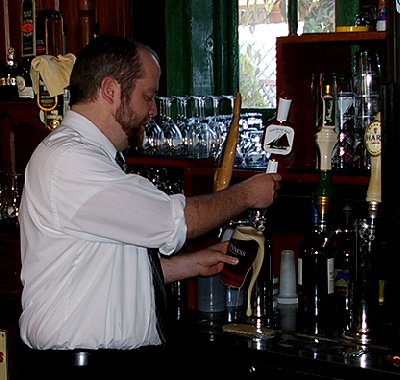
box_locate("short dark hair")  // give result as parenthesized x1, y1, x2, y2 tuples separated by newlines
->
(68, 35, 159, 105)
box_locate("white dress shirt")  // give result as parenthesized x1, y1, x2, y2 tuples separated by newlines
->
(19, 110, 187, 350)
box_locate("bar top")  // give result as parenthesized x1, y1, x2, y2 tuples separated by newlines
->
(168, 313, 400, 379)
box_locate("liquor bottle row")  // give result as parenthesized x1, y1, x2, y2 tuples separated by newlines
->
(190, 86, 387, 346)
(297, 100, 385, 344)
(0, 0, 65, 103)
(0, 47, 34, 101)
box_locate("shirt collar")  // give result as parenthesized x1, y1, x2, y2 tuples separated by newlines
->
(61, 109, 118, 160)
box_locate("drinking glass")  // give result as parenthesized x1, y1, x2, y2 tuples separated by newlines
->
(207, 96, 226, 158)
(157, 96, 183, 157)
(143, 117, 164, 155)
(353, 50, 381, 170)
(332, 75, 355, 171)
(174, 96, 191, 157)
(188, 96, 216, 159)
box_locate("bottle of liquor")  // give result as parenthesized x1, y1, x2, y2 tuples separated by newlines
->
(16, 56, 34, 100)
(297, 176, 335, 336)
(376, 0, 386, 32)
(17, 0, 36, 100)
(297, 85, 337, 336)
(332, 205, 355, 336)
(0, 47, 19, 101)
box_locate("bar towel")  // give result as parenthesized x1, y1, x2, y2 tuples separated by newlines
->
(30, 53, 76, 97)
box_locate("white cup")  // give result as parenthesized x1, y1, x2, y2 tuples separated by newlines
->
(197, 275, 226, 313)
(277, 249, 298, 304)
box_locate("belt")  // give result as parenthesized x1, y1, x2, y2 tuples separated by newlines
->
(25, 345, 167, 368)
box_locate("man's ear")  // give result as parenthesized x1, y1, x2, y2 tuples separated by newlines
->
(100, 77, 118, 104)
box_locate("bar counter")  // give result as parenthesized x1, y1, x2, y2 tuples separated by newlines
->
(167, 310, 400, 379)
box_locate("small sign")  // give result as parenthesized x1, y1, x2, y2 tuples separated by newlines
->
(263, 124, 295, 155)
(0, 330, 8, 380)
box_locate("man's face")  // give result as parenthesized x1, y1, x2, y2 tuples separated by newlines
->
(115, 51, 160, 149)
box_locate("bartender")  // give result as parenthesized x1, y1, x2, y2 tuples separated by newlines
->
(18, 35, 281, 379)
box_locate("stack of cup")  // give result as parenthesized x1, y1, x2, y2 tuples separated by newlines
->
(277, 249, 298, 304)
(277, 249, 298, 332)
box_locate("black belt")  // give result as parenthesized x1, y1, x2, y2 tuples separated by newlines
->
(24, 345, 168, 368)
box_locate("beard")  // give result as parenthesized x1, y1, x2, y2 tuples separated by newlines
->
(115, 98, 147, 150)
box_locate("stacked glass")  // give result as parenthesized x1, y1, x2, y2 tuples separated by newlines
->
(353, 50, 382, 171)
(138, 95, 269, 169)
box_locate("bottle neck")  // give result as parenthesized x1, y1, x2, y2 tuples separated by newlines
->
(7, 49, 17, 69)
(315, 170, 333, 231)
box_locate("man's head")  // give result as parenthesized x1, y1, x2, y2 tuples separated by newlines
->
(69, 35, 160, 151)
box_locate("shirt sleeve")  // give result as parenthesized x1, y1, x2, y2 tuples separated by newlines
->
(50, 148, 188, 256)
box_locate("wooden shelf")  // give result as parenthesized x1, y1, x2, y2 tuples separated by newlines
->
(125, 156, 370, 188)
(276, 31, 387, 173)
(125, 155, 215, 168)
(278, 31, 386, 44)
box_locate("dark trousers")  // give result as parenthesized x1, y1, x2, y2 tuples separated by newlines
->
(20, 344, 188, 380)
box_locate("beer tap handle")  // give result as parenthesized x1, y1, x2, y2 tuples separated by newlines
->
(365, 112, 382, 205)
(213, 92, 241, 192)
(316, 126, 337, 171)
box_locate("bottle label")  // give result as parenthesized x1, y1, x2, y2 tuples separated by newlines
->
(37, 80, 58, 111)
(21, 0, 36, 57)
(16, 75, 34, 98)
(297, 257, 303, 286)
(327, 257, 335, 294)
(334, 268, 350, 293)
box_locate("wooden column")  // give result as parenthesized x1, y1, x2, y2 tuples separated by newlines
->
(77, 0, 95, 51)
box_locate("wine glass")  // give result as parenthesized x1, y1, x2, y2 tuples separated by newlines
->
(143, 117, 164, 156)
(174, 96, 191, 157)
(207, 95, 226, 158)
(188, 96, 216, 159)
(157, 96, 183, 157)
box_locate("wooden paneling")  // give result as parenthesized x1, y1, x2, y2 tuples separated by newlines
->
(0, 0, 133, 63)
(0, 102, 49, 174)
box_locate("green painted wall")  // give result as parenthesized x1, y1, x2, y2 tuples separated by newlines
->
(165, 0, 238, 97)
(165, 0, 362, 104)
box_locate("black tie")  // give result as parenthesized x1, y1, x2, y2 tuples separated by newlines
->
(115, 152, 168, 344)
(115, 152, 129, 174)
